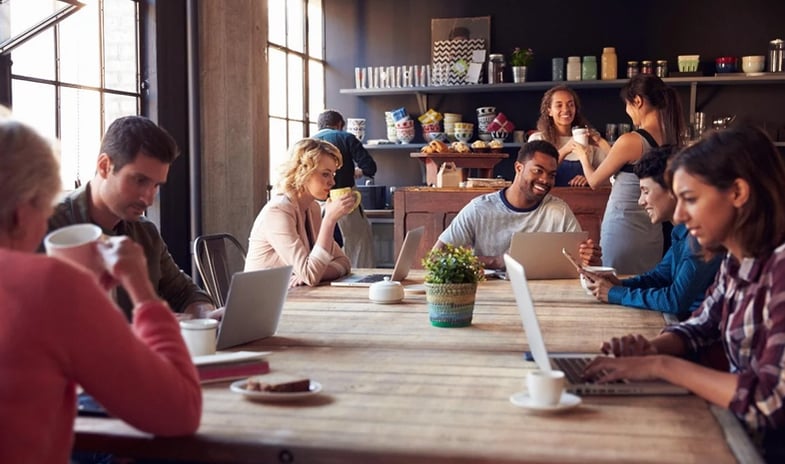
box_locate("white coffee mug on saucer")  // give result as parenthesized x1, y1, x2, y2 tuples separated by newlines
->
(527, 370, 565, 406)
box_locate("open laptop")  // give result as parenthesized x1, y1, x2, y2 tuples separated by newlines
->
(215, 265, 292, 350)
(503, 254, 688, 396)
(331, 226, 425, 287)
(508, 231, 589, 279)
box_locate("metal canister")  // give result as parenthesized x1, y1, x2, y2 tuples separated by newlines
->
(641, 60, 653, 75)
(769, 39, 784, 73)
(627, 61, 639, 78)
(655, 60, 668, 78)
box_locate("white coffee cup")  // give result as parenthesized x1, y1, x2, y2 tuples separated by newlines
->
(44, 224, 121, 280)
(180, 318, 219, 357)
(572, 127, 589, 147)
(580, 265, 617, 295)
(527, 369, 566, 406)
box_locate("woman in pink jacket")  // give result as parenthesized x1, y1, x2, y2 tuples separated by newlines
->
(245, 138, 353, 286)
(0, 108, 202, 463)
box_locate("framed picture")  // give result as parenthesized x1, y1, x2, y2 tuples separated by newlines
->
(431, 16, 491, 85)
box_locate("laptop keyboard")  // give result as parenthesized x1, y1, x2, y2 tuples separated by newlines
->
(355, 274, 387, 284)
(553, 357, 624, 384)
(553, 357, 591, 383)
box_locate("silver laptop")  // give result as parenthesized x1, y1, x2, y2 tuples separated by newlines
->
(331, 226, 425, 287)
(508, 231, 589, 279)
(503, 254, 688, 396)
(216, 265, 292, 350)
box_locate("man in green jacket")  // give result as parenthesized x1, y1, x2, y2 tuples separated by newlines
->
(48, 116, 215, 321)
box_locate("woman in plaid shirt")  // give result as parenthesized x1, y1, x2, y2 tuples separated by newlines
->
(585, 125, 785, 460)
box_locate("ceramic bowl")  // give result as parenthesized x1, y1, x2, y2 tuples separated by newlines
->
(715, 56, 737, 73)
(369, 277, 404, 304)
(453, 131, 472, 143)
(677, 55, 700, 72)
(742, 55, 765, 73)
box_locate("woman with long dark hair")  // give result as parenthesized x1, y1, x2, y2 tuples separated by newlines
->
(575, 74, 685, 274)
(585, 125, 785, 461)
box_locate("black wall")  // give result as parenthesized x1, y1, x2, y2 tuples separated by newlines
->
(325, 0, 785, 183)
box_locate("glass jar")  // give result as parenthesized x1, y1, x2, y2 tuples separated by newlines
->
(641, 60, 653, 75)
(655, 60, 668, 78)
(601, 47, 617, 80)
(582, 55, 597, 80)
(567, 56, 582, 81)
(487, 54, 505, 84)
(627, 61, 639, 78)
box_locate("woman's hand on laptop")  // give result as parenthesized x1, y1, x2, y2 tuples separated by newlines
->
(600, 334, 658, 358)
(583, 355, 664, 383)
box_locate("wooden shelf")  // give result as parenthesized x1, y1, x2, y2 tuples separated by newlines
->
(341, 74, 785, 113)
(365, 143, 522, 150)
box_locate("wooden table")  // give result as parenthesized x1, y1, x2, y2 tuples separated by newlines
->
(74, 273, 753, 463)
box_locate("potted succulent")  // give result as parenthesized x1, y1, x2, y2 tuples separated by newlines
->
(422, 244, 485, 327)
(510, 47, 534, 83)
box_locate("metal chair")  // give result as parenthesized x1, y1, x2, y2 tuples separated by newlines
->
(193, 233, 247, 307)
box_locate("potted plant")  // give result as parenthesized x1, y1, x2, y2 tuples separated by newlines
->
(510, 47, 534, 83)
(422, 244, 485, 327)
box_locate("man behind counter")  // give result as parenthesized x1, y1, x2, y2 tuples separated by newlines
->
(313, 109, 378, 268)
(47, 116, 216, 321)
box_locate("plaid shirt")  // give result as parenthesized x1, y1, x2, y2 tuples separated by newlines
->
(665, 242, 785, 433)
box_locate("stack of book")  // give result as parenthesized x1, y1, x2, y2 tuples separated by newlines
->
(192, 351, 271, 384)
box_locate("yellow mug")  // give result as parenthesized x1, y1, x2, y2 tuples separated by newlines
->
(329, 187, 362, 212)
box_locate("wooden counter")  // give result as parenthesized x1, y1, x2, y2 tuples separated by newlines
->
(410, 152, 509, 185)
(393, 186, 612, 267)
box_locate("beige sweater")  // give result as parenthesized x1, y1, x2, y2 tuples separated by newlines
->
(245, 194, 350, 286)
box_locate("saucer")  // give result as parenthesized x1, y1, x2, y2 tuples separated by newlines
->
(509, 391, 582, 413)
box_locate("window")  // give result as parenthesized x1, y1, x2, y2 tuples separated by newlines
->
(7, 0, 140, 189)
(267, 0, 325, 188)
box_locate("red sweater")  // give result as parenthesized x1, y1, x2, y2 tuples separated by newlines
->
(0, 250, 202, 463)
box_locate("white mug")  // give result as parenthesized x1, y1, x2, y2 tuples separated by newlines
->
(44, 224, 122, 280)
(180, 319, 219, 357)
(572, 127, 589, 147)
(527, 369, 565, 406)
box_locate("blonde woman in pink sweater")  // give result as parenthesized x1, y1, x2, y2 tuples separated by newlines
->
(0, 109, 202, 463)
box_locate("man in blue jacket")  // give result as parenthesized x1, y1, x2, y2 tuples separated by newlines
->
(583, 146, 721, 319)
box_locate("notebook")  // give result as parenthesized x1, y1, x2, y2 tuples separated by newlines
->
(508, 231, 589, 279)
(503, 254, 689, 396)
(331, 226, 425, 287)
(215, 265, 292, 350)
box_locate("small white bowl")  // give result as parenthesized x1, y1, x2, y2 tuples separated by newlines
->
(742, 55, 765, 73)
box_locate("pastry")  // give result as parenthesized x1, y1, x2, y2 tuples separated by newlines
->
(245, 373, 311, 393)
(471, 140, 488, 150)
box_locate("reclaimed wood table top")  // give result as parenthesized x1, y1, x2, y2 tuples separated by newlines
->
(74, 271, 748, 463)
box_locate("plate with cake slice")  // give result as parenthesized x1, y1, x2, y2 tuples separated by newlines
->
(230, 373, 322, 402)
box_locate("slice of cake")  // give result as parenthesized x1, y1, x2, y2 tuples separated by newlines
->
(245, 373, 310, 393)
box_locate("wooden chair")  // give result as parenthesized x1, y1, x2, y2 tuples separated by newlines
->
(193, 233, 247, 307)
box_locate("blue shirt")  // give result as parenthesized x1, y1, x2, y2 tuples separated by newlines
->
(607, 224, 721, 316)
